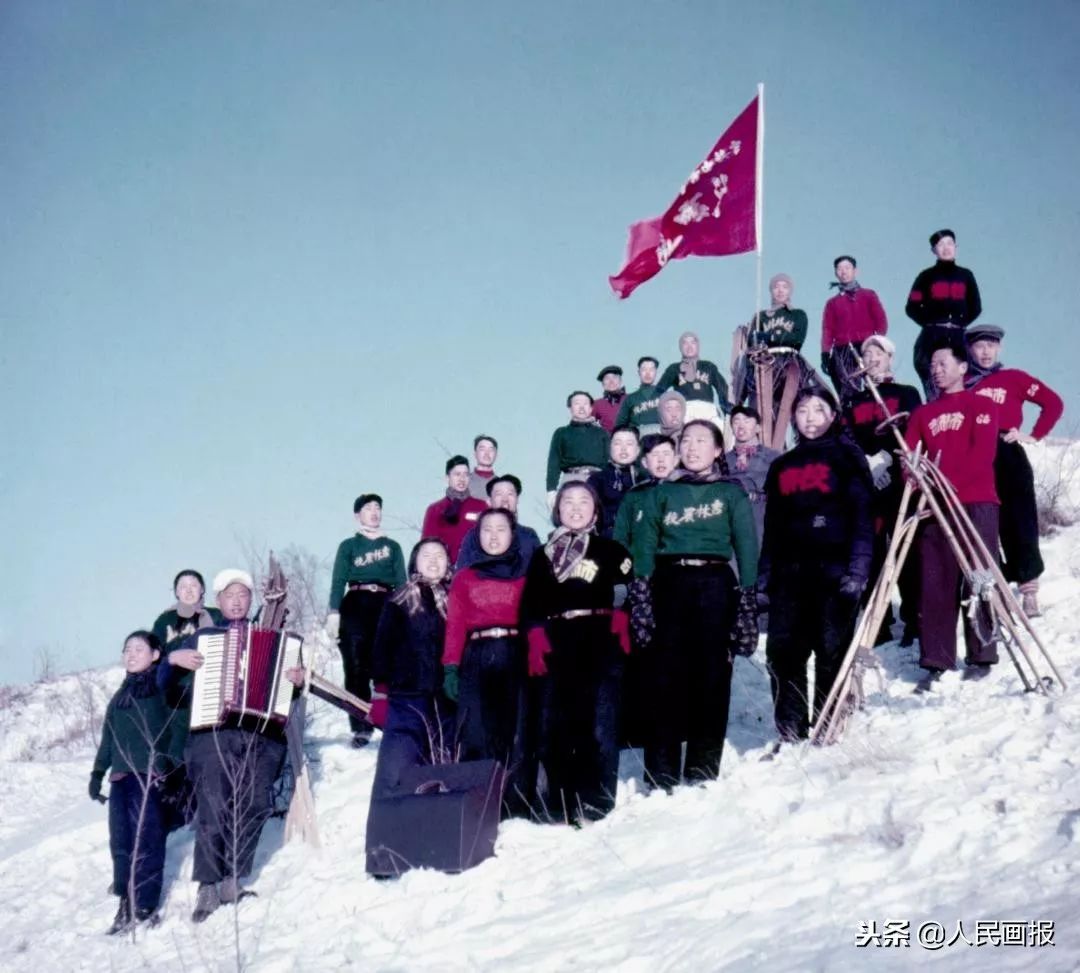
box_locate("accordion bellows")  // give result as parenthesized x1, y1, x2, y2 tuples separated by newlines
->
(190, 625, 303, 731)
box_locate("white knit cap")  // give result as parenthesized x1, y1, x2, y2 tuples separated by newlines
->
(862, 334, 896, 357)
(212, 568, 254, 595)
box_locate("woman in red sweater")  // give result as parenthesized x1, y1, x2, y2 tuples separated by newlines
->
(442, 508, 531, 815)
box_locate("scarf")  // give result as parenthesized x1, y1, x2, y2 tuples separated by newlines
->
(114, 666, 160, 710)
(443, 486, 470, 524)
(607, 461, 640, 494)
(356, 524, 385, 540)
(733, 443, 758, 472)
(392, 575, 450, 619)
(603, 387, 625, 405)
(545, 526, 594, 583)
(471, 539, 528, 580)
(828, 280, 861, 294)
(170, 602, 215, 634)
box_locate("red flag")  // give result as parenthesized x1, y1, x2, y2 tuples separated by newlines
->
(609, 93, 760, 299)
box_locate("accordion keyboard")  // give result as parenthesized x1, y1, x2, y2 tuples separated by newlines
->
(190, 631, 228, 730)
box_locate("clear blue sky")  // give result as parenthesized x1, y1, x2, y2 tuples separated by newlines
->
(3, 1, 1077, 681)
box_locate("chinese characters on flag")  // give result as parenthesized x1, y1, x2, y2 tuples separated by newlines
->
(609, 93, 759, 299)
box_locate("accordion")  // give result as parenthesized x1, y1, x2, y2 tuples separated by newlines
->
(190, 625, 304, 732)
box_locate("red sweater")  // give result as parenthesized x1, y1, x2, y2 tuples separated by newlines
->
(905, 389, 999, 504)
(821, 287, 888, 352)
(592, 392, 626, 434)
(972, 368, 1063, 441)
(421, 496, 488, 562)
(443, 569, 526, 666)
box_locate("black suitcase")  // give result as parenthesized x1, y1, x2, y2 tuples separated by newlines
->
(365, 759, 506, 877)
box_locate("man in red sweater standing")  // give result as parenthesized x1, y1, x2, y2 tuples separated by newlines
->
(905, 344, 1000, 688)
(821, 255, 888, 404)
(592, 365, 627, 433)
(422, 455, 488, 562)
(967, 324, 1065, 617)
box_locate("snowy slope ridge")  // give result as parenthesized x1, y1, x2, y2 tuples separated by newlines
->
(2, 443, 1078, 973)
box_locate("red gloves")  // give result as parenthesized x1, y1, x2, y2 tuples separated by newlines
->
(611, 609, 631, 655)
(368, 682, 389, 728)
(527, 627, 553, 677)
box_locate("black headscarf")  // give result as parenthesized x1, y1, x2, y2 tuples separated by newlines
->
(470, 509, 529, 580)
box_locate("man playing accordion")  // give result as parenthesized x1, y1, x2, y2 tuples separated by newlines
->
(159, 568, 304, 923)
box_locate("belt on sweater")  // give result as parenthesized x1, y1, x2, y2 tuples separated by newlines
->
(469, 627, 519, 640)
(926, 321, 963, 330)
(549, 608, 612, 621)
(662, 556, 730, 568)
(565, 465, 601, 475)
(766, 346, 798, 355)
(347, 582, 390, 593)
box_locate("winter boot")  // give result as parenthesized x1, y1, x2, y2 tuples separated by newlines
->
(107, 897, 132, 935)
(899, 624, 918, 649)
(192, 882, 221, 923)
(913, 669, 943, 694)
(1019, 581, 1041, 618)
(351, 725, 373, 748)
(135, 908, 161, 928)
(962, 663, 993, 682)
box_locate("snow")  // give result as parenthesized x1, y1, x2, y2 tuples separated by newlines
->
(2, 442, 1079, 972)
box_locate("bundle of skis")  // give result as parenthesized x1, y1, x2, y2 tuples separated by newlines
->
(809, 353, 1067, 746)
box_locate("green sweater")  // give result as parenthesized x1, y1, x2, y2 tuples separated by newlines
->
(613, 479, 658, 554)
(93, 672, 177, 777)
(632, 479, 759, 587)
(750, 306, 808, 350)
(546, 421, 610, 490)
(329, 534, 407, 610)
(614, 384, 662, 430)
(656, 361, 730, 410)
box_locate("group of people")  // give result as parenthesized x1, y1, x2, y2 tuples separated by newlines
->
(88, 227, 1063, 934)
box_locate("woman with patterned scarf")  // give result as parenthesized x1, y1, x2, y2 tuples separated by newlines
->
(632, 420, 760, 791)
(370, 537, 456, 800)
(442, 508, 532, 816)
(521, 481, 633, 824)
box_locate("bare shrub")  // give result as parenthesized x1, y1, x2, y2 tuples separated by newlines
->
(1034, 437, 1080, 537)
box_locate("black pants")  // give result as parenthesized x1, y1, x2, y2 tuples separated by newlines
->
(766, 575, 859, 741)
(823, 345, 863, 405)
(109, 774, 166, 912)
(535, 618, 623, 823)
(643, 560, 736, 790)
(456, 635, 529, 816)
(917, 502, 1000, 670)
(995, 439, 1043, 584)
(866, 488, 920, 635)
(186, 729, 286, 884)
(371, 692, 457, 801)
(338, 589, 388, 732)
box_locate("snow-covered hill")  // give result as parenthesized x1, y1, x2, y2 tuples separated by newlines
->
(2, 443, 1079, 972)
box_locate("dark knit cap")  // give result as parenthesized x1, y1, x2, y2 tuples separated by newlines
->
(730, 404, 762, 423)
(567, 390, 594, 407)
(473, 434, 498, 449)
(354, 493, 383, 513)
(637, 356, 659, 368)
(173, 569, 206, 593)
(966, 323, 1005, 343)
(833, 255, 857, 269)
(596, 365, 623, 382)
(486, 473, 523, 497)
(445, 455, 470, 475)
(929, 228, 955, 248)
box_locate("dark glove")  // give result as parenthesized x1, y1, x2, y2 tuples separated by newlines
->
(730, 587, 760, 657)
(820, 351, 831, 374)
(839, 575, 867, 599)
(755, 579, 770, 613)
(610, 609, 632, 656)
(89, 771, 106, 804)
(442, 664, 460, 702)
(627, 577, 655, 648)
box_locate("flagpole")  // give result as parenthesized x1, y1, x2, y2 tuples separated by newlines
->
(754, 81, 764, 330)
